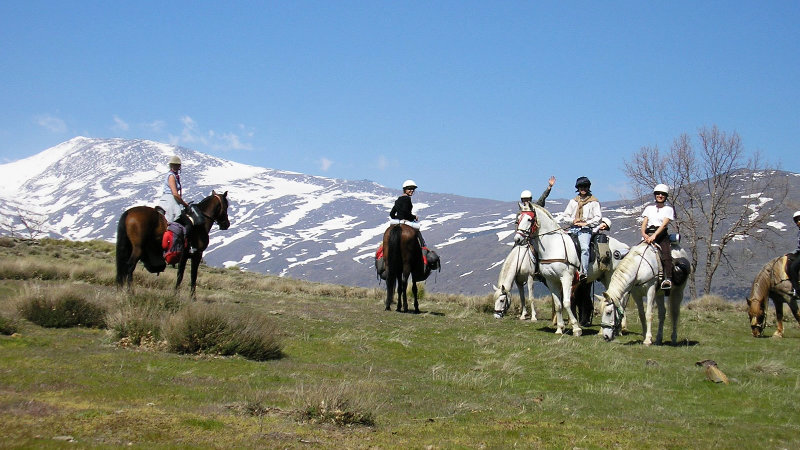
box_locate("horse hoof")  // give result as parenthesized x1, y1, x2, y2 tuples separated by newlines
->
(644, 339, 652, 346)
(494, 313, 503, 319)
(771, 333, 783, 339)
(573, 328, 582, 337)
(555, 328, 563, 335)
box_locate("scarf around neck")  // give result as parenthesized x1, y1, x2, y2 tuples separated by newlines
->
(573, 194, 598, 221)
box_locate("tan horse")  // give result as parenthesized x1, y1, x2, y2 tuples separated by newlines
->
(747, 255, 800, 338)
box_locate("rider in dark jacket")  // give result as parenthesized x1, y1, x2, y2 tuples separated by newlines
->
(391, 179, 427, 247)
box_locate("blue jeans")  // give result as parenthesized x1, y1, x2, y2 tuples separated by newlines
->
(568, 227, 591, 275)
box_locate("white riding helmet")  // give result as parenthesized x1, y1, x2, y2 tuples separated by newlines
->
(520, 190, 532, 200)
(793, 211, 800, 220)
(653, 184, 669, 195)
(402, 179, 417, 190)
(601, 217, 612, 230)
(169, 155, 182, 165)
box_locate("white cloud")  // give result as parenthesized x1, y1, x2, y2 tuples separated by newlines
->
(377, 155, 388, 170)
(144, 120, 166, 132)
(168, 116, 254, 151)
(112, 115, 129, 131)
(36, 114, 67, 133)
(319, 157, 333, 171)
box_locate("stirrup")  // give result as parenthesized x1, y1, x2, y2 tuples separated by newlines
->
(660, 279, 672, 290)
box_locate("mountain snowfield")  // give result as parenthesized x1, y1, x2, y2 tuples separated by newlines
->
(0, 137, 797, 298)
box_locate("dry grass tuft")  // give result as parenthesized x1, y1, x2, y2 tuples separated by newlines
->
(686, 294, 735, 312)
(14, 284, 107, 328)
(295, 382, 377, 427)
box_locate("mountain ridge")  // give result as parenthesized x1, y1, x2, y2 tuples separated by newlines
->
(1, 137, 797, 299)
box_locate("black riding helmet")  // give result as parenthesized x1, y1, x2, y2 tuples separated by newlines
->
(575, 176, 591, 191)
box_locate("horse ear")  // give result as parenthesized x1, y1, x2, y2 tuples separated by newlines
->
(222, 191, 228, 197)
(212, 190, 217, 195)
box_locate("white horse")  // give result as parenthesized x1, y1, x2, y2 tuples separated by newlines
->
(598, 242, 690, 345)
(495, 204, 583, 335)
(493, 211, 538, 320)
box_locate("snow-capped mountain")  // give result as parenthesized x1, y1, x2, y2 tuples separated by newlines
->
(1, 137, 797, 298)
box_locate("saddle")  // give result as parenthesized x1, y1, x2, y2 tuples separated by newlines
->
(374, 244, 441, 281)
(568, 233, 611, 268)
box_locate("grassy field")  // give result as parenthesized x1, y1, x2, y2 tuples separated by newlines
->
(1, 238, 799, 448)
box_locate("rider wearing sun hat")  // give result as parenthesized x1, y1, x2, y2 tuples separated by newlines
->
(789, 210, 800, 298)
(641, 183, 675, 290)
(390, 179, 427, 247)
(156, 155, 189, 222)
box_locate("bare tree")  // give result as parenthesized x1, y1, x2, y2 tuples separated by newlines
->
(624, 125, 787, 297)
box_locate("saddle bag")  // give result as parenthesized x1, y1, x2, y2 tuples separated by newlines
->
(375, 244, 387, 280)
(162, 222, 187, 265)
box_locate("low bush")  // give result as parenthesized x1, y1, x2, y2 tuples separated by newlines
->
(165, 304, 282, 361)
(296, 382, 376, 427)
(17, 286, 107, 328)
(686, 294, 734, 312)
(0, 314, 18, 335)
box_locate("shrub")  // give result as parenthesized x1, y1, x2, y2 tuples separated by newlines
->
(0, 315, 18, 335)
(296, 383, 376, 427)
(687, 294, 734, 312)
(17, 287, 107, 328)
(165, 304, 282, 361)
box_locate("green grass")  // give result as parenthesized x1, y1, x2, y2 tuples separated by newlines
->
(1, 238, 799, 448)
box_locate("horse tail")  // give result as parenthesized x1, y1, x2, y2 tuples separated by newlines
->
(115, 209, 132, 287)
(387, 225, 403, 277)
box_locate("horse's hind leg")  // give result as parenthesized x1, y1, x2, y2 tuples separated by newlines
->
(411, 280, 419, 314)
(189, 252, 202, 300)
(385, 275, 395, 311)
(654, 295, 666, 345)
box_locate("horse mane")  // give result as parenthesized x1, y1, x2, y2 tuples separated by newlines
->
(748, 256, 785, 313)
(604, 242, 651, 302)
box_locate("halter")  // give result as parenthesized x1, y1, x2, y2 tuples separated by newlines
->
(515, 211, 537, 243)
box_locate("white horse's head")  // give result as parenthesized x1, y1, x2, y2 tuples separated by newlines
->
(598, 292, 623, 341)
(493, 284, 510, 319)
(514, 211, 536, 245)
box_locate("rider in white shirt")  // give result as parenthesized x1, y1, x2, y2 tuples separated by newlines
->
(560, 176, 602, 280)
(641, 183, 675, 290)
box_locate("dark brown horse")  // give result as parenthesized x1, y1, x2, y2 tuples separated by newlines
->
(747, 255, 800, 338)
(382, 224, 438, 313)
(116, 190, 230, 298)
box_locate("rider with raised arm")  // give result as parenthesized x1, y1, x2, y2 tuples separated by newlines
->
(390, 179, 427, 248)
(519, 176, 556, 212)
(560, 176, 602, 280)
(641, 184, 675, 290)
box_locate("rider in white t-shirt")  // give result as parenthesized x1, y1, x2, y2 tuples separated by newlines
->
(641, 183, 675, 290)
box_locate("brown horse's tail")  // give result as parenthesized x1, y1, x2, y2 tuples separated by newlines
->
(387, 225, 404, 279)
(115, 209, 132, 287)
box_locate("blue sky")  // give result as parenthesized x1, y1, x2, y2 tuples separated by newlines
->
(1, 1, 798, 202)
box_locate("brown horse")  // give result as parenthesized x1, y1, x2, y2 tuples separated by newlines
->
(747, 255, 800, 338)
(116, 190, 230, 298)
(382, 224, 438, 313)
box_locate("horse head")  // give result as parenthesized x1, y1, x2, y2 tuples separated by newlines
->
(514, 211, 537, 245)
(746, 295, 766, 338)
(493, 284, 511, 319)
(598, 292, 623, 341)
(210, 190, 231, 230)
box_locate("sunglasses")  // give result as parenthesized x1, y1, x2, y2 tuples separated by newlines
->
(654, 192, 667, 196)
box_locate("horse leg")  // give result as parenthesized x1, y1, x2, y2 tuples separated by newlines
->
(558, 273, 581, 336)
(396, 276, 405, 312)
(189, 252, 202, 300)
(411, 280, 419, 314)
(669, 289, 682, 344)
(643, 285, 656, 346)
(517, 282, 529, 320)
(175, 254, 188, 294)
(773, 299, 785, 338)
(787, 297, 800, 329)
(527, 275, 537, 321)
(547, 279, 565, 334)
(654, 293, 666, 345)
(123, 247, 143, 292)
(385, 274, 395, 311)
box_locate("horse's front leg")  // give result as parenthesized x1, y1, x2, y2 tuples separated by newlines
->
(560, 274, 582, 336)
(643, 285, 656, 345)
(517, 280, 530, 320)
(526, 276, 537, 321)
(175, 254, 188, 293)
(547, 278, 565, 334)
(773, 299, 785, 338)
(189, 252, 202, 300)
